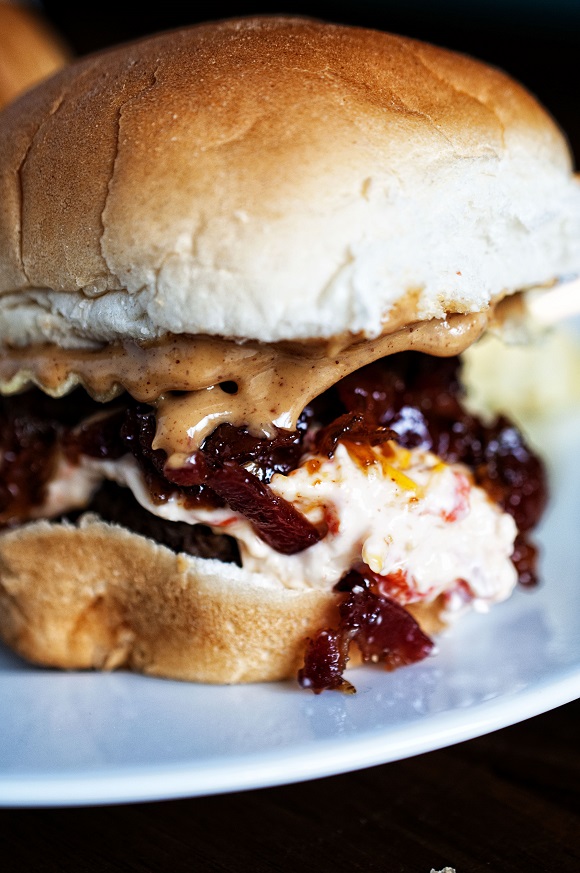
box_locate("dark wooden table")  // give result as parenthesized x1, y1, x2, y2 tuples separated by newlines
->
(2, 3, 579, 870)
(2, 699, 579, 871)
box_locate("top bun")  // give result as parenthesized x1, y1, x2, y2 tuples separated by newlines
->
(0, 15, 579, 348)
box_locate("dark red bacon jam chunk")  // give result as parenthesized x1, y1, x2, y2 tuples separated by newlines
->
(0, 394, 59, 527)
(202, 419, 309, 481)
(312, 411, 397, 458)
(63, 407, 127, 462)
(299, 569, 435, 693)
(120, 405, 223, 508)
(164, 451, 321, 555)
(0, 388, 113, 526)
(298, 629, 353, 694)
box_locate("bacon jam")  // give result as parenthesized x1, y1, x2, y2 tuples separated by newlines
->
(299, 568, 435, 693)
(0, 352, 548, 691)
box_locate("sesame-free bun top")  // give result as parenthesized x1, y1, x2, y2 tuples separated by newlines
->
(0, 15, 579, 348)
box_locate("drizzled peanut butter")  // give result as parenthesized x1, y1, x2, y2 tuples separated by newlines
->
(0, 312, 489, 467)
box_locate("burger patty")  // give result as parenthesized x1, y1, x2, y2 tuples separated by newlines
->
(59, 479, 242, 565)
(0, 351, 547, 584)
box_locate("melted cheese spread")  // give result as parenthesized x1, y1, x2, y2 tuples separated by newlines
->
(40, 439, 518, 616)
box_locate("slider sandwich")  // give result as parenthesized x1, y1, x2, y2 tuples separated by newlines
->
(0, 17, 579, 691)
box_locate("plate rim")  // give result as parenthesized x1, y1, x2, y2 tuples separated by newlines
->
(1, 662, 578, 808)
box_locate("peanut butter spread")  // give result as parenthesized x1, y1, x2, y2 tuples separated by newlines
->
(0, 312, 488, 467)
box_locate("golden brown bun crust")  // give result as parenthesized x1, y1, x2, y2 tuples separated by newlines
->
(0, 3, 70, 110)
(0, 516, 442, 683)
(0, 16, 577, 345)
(0, 516, 339, 682)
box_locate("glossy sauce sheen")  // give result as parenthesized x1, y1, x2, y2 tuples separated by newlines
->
(0, 312, 488, 467)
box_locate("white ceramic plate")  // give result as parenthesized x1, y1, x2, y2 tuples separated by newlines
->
(1, 411, 579, 808)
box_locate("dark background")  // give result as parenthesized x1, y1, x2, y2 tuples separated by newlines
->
(5, 3, 580, 870)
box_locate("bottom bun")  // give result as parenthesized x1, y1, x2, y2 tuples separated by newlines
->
(0, 515, 444, 684)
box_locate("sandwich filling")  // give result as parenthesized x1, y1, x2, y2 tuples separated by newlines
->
(0, 344, 547, 690)
(0, 309, 489, 466)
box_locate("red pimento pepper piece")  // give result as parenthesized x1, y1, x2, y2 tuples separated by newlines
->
(441, 470, 471, 523)
(371, 568, 417, 604)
